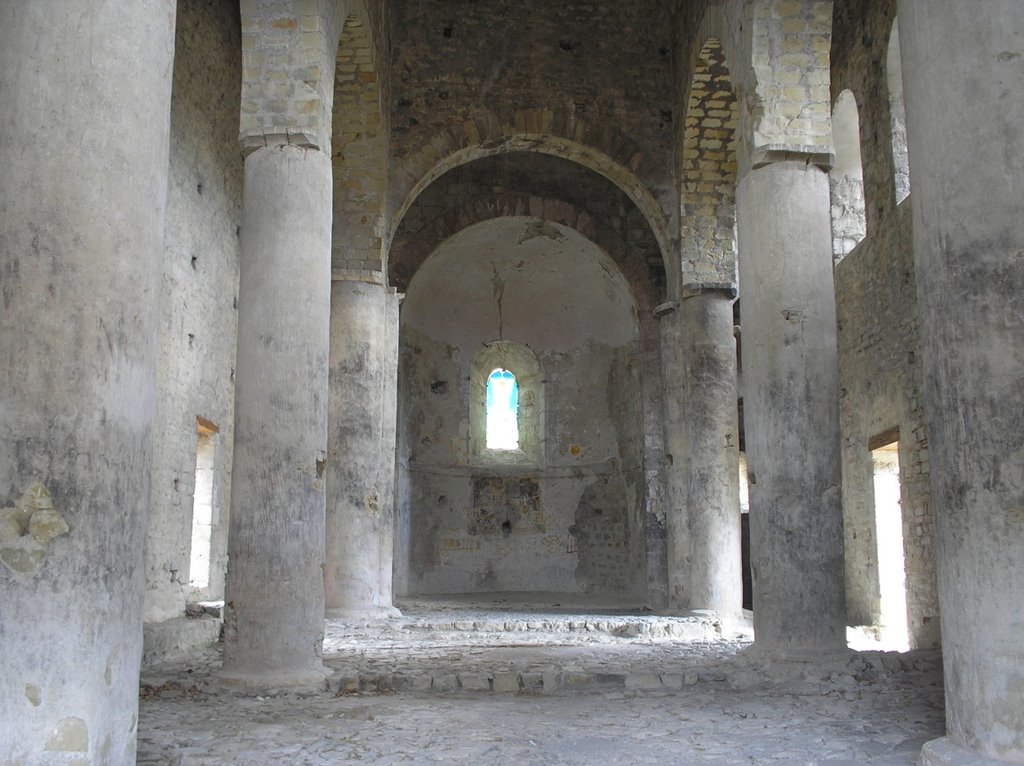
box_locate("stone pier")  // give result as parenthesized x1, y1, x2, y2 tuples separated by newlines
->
(660, 308, 692, 610)
(0, 3, 175, 763)
(221, 145, 332, 686)
(680, 289, 742, 617)
(325, 279, 401, 619)
(736, 159, 847, 652)
(660, 289, 742, 617)
(899, 2, 1024, 763)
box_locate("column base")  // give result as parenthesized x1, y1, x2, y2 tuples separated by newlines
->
(919, 738, 1018, 766)
(220, 665, 331, 689)
(326, 605, 402, 622)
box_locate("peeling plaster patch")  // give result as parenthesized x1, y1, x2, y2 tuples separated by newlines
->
(782, 308, 805, 323)
(44, 717, 88, 752)
(469, 477, 544, 535)
(517, 219, 566, 245)
(24, 684, 40, 707)
(313, 450, 327, 491)
(0, 483, 69, 577)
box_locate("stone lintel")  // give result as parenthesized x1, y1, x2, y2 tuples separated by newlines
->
(679, 282, 738, 301)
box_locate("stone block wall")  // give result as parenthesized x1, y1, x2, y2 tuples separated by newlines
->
(332, 9, 390, 276)
(748, 0, 833, 158)
(145, 0, 243, 624)
(831, 0, 939, 648)
(679, 39, 741, 287)
(388, 0, 677, 233)
(239, 0, 341, 152)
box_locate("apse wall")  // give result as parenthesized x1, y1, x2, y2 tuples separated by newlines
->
(397, 217, 646, 600)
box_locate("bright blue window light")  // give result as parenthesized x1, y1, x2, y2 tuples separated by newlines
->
(486, 368, 519, 450)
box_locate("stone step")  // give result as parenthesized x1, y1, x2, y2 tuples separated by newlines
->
(327, 666, 721, 695)
(390, 614, 727, 640)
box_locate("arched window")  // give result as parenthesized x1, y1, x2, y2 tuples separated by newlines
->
(830, 89, 867, 264)
(486, 368, 519, 450)
(887, 19, 911, 204)
(470, 341, 543, 465)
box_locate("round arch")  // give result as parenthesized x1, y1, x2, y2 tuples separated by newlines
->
(387, 135, 675, 293)
(389, 192, 659, 312)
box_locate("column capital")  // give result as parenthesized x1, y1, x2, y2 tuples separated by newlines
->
(331, 268, 387, 285)
(240, 129, 323, 156)
(679, 282, 738, 301)
(749, 145, 834, 173)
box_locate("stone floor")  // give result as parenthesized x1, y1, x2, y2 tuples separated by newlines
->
(138, 597, 945, 765)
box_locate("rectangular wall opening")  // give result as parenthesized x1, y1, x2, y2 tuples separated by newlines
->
(870, 428, 909, 651)
(738, 451, 752, 611)
(189, 416, 219, 590)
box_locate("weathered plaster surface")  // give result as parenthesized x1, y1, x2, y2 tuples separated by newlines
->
(0, 3, 175, 762)
(146, 0, 243, 625)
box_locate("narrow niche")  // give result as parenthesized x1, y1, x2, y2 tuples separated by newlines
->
(870, 428, 909, 650)
(189, 417, 219, 590)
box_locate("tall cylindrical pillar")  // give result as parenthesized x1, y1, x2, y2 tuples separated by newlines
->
(0, 3, 175, 763)
(681, 291, 742, 616)
(221, 145, 332, 685)
(325, 279, 398, 619)
(736, 160, 846, 652)
(898, 3, 1024, 763)
(659, 309, 692, 609)
(377, 289, 402, 610)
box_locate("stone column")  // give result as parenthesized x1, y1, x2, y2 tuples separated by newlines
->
(377, 289, 402, 608)
(659, 309, 692, 609)
(736, 160, 846, 652)
(0, 3, 174, 764)
(898, 3, 1024, 763)
(680, 289, 743, 617)
(221, 145, 332, 685)
(324, 280, 399, 619)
